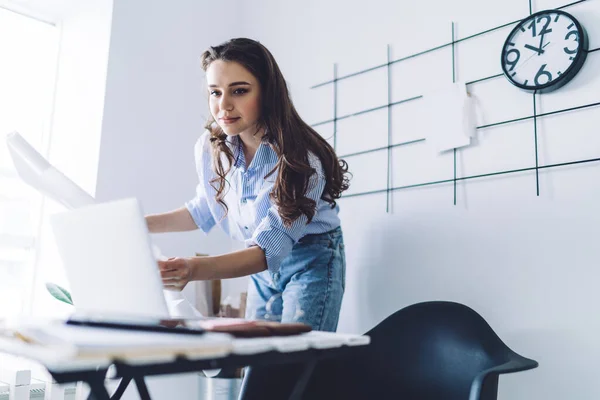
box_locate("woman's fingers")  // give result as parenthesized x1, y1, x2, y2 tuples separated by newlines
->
(157, 257, 190, 290)
(158, 260, 176, 271)
(162, 274, 183, 286)
(161, 269, 181, 279)
(163, 284, 183, 291)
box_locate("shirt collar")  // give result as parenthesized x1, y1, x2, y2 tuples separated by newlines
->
(228, 134, 278, 170)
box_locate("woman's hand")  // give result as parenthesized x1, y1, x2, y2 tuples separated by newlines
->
(158, 257, 194, 291)
(157, 247, 268, 288)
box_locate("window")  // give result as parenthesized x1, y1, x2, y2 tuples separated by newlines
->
(0, 6, 59, 317)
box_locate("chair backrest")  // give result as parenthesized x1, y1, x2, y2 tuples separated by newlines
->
(307, 301, 521, 400)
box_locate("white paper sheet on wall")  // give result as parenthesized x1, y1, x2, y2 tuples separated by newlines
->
(421, 81, 477, 153)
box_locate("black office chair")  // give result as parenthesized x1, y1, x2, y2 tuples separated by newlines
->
(305, 301, 538, 400)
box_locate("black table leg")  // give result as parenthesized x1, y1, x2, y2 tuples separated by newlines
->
(110, 376, 132, 400)
(134, 376, 152, 400)
(86, 373, 111, 400)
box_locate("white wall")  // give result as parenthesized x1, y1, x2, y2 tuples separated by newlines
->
(238, 0, 600, 399)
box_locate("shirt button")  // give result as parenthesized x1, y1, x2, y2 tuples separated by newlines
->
(241, 198, 247, 204)
(244, 226, 249, 230)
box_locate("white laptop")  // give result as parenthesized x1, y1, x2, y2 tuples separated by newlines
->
(50, 197, 171, 319)
(6, 131, 202, 320)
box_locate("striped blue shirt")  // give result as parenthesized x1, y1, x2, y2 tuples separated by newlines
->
(185, 131, 341, 274)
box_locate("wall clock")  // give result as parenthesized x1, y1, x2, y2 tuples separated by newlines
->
(501, 9, 588, 93)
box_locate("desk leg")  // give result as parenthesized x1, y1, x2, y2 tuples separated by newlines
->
(109, 376, 132, 400)
(133, 376, 152, 400)
(86, 373, 111, 400)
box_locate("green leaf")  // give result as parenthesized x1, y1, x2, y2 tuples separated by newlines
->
(45, 283, 74, 305)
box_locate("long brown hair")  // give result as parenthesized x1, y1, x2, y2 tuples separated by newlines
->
(200, 38, 350, 227)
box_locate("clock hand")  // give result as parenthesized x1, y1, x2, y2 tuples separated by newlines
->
(524, 43, 545, 55)
(523, 33, 548, 55)
(514, 42, 552, 72)
(519, 49, 540, 67)
(537, 33, 545, 55)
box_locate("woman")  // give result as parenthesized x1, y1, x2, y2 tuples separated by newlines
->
(146, 37, 350, 332)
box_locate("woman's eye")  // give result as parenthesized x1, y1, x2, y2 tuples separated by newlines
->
(233, 88, 248, 95)
(210, 90, 221, 96)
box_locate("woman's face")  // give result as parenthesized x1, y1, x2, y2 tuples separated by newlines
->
(206, 60, 262, 137)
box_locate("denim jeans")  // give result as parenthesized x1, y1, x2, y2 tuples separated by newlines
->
(245, 226, 345, 332)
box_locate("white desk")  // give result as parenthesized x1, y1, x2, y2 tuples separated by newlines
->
(0, 326, 369, 400)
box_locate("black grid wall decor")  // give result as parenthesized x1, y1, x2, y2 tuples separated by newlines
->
(311, 0, 600, 212)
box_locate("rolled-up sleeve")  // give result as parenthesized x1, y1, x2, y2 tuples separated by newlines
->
(245, 157, 327, 274)
(184, 131, 216, 234)
(185, 184, 216, 233)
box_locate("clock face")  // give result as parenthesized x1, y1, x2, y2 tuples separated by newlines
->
(501, 10, 588, 93)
